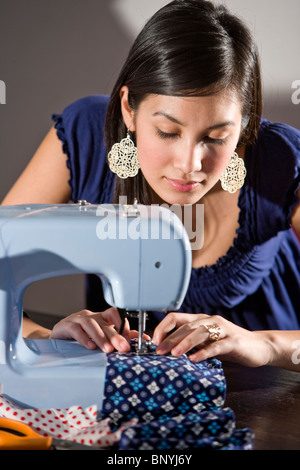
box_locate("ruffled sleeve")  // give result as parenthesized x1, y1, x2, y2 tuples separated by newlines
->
(52, 95, 111, 203)
(245, 120, 300, 244)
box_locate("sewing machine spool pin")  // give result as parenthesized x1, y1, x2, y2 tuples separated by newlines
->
(121, 198, 140, 218)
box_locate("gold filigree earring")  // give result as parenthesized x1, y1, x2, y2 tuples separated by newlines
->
(220, 151, 246, 193)
(107, 130, 140, 179)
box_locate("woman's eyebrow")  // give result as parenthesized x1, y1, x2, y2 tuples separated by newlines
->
(152, 111, 184, 125)
(152, 111, 235, 130)
(206, 121, 235, 131)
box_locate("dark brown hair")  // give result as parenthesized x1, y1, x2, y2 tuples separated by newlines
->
(104, 0, 262, 204)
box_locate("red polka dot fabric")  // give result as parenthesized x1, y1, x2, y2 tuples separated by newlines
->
(0, 394, 137, 448)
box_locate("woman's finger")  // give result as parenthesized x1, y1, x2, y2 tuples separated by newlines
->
(50, 313, 114, 352)
(153, 312, 205, 345)
(155, 323, 201, 355)
(50, 308, 131, 352)
(188, 337, 231, 363)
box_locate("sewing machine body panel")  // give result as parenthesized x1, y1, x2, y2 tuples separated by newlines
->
(0, 203, 192, 409)
(0, 204, 141, 309)
(0, 203, 191, 310)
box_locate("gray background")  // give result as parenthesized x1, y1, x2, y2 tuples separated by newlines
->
(0, 0, 299, 320)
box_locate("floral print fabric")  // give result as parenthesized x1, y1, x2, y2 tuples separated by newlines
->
(101, 344, 254, 449)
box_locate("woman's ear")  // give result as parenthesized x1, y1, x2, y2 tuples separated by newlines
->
(119, 86, 135, 132)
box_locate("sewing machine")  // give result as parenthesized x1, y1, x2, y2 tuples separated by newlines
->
(0, 202, 192, 410)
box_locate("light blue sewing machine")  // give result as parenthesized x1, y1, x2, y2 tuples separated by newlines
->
(0, 202, 191, 410)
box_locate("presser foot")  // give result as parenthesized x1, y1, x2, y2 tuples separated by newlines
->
(117, 309, 154, 354)
(131, 338, 155, 355)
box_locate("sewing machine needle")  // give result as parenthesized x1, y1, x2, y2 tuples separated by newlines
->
(138, 310, 146, 352)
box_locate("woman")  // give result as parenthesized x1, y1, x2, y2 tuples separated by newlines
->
(2, 1, 300, 369)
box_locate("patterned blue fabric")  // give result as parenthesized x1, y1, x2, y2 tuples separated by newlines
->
(119, 410, 254, 450)
(101, 344, 254, 450)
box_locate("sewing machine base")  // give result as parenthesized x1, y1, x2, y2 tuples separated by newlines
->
(0, 339, 107, 410)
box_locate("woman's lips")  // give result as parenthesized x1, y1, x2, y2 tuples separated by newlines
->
(165, 178, 201, 193)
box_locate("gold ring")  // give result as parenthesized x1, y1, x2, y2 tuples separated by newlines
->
(202, 324, 221, 341)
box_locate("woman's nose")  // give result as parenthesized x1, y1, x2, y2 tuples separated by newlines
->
(174, 143, 203, 175)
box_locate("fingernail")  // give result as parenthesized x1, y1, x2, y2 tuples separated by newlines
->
(172, 347, 183, 356)
(119, 340, 130, 352)
(102, 342, 112, 353)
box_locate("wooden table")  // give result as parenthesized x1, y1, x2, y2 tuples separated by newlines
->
(223, 362, 300, 450)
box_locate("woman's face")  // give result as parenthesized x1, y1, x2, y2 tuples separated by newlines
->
(121, 89, 243, 205)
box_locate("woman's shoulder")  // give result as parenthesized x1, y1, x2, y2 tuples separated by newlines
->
(244, 118, 300, 238)
(257, 118, 300, 155)
(53, 95, 110, 125)
(64, 94, 110, 110)
(52, 94, 111, 149)
(247, 118, 300, 183)
(52, 95, 111, 203)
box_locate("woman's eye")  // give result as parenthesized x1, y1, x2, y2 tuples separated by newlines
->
(156, 129, 179, 140)
(204, 136, 227, 145)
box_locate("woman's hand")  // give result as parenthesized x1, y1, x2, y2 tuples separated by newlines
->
(152, 312, 275, 367)
(50, 307, 141, 353)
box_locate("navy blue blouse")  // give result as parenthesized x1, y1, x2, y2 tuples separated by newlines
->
(52, 95, 300, 331)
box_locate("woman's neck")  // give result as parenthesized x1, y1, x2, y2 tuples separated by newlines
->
(191, 183, 241, 268)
